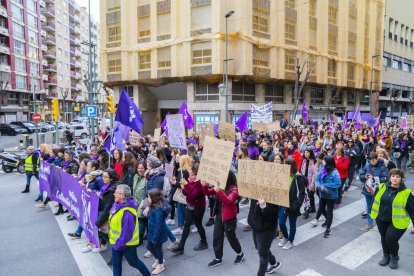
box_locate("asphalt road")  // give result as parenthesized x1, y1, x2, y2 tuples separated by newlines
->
(1, 167, 414, 276)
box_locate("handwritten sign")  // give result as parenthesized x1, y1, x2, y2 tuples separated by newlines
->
(251, 102, 273, 123)
(198, 136, 234, 187)
(237, 160, 291, 207)
(218, 122, 235, 142)
(129, 131, 140, 145)
(153, 128, 161, 142)
(252, 121, 280, 132)
(406, 115, 414, 129)
(167, 114, 187, 149)
(199, 123, 215, 146)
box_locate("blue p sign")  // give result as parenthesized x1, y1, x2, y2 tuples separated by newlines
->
(85, 105, 97, 117)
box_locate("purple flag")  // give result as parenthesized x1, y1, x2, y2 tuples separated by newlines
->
(361, 113, 372, 121)
(214, 123, 219, 136)
(118, 124, 130, 141)
(102, 124, 126, 154)
(102, 135, 110, 151)
(329, 114, 334, 131)
(400, 118, 407, 129)
(344, 112, 348, 128)
(161, 112, 170, 135)
(352, 106, 361, 121)
(189, 137, 197, 144)
(178, 101, 194, 129)
(236, 112, 249, 133)
(115, 89, 144, 134)
(301, 103, 308, 122)
(373, 111, 382, 136)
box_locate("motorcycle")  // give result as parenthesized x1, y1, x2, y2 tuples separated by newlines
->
(0, 151, 27, 174)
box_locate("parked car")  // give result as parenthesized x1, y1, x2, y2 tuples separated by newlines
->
(70, 117, 89, 126)
(70, 124, 90, 139)
(45, 122, 69, 130)
(10, 122, 37, 134)
(36, 122, 55, 132)
(0, 124, 28, 136)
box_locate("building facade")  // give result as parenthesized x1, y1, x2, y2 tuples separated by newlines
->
(380, 0, 414, 118)
(100, 0, 385, 134)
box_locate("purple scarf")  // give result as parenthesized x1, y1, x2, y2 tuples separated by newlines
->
(313, 147, 321, 155)
(92, 155, 99, 161)
(77, 171, 86, 180)
(400, 139, 407, 150)
(320, 167, 328, 182)
(99, 183, 110, 197)
(61, 160, 71, 169)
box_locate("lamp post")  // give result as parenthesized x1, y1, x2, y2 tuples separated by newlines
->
(369, 54, 380, 116)
(30, 75, 39, 148)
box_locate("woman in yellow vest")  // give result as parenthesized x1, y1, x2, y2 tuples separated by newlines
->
(370, 168, 414, 270)
(109, 184, 151, 276)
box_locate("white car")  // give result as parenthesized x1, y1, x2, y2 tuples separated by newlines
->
(70, 124, 90, 139)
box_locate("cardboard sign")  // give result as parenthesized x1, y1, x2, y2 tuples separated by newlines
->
(165, 163, 173, 179)
(406, 115, 414, 129)
(129, 131, 140, 145)
(218, 122, 235, 142)
(198, 136, 234, 187)
(237, 160, 291, 207)
(252, 121, 280, 132)
(153, 128, 161, 142)
(167, 114, 187, 149)
(199, 123, 215, 146)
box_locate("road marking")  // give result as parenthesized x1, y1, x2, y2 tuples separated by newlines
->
(347, 186, 358, 192)
(296, 268, 323, 276)
(294, 198, 366, 246)
(49, 203, 112, 276)
(325, 227, 381, 270)
(238, 218, 248, 226)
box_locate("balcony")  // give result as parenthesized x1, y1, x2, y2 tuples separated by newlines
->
(40, 15, 46, 22)
(42, 22, 55, 32)
(70, 58, 76, 66)
(0, 44, 9, 55)
(40, 30, 47, 37)
(70, 46, 76, 53)
(44, 36, 56, 45)
(42, 74, 48, 81)
(41, 8, 55, 18)
(70, 83, 76, 89)
(75, 61, 81, 68)
(47, 77, 57, 85)
(42, 60, 48, 66)
(0, 5, 7, 18)
(44, 64, 57, 72)
(41, 45, 48, 52)
(0, 63, 11, 72)
(74, 14, 80, 22)
(75, 49, 81, 57)
(70, 25, 80, 34)
(45, 0, 54, 3)
(44, 50, 56, 59)
(0, 25, 9, 36)
(70, 71, 77, 78)
(40, 0, 46, 8)
(75, 84, 82, 90)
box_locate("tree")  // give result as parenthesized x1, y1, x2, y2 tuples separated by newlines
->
(292, 58, 314, 120)
(326, 85, 342, 118)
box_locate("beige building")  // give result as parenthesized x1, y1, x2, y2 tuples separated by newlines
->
(100, 0, 385, 133)
(380, 0, 414, 117)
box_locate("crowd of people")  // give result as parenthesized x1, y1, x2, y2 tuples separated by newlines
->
(21, 117, 414, 275)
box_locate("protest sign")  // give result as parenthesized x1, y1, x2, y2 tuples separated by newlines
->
(198, 136, 234, 187)
(167, 114, 187, 149)
(252, 121, 280, 132)
(250, 102, 273, 123)
(406, 115, 414, 129)
(165, 163, 173, 179)
(39, 161, 53, 195)
(237, 160, 291, 207)
(129, 131, 140, 145)
(218, 122, 235, 142)
(153, 128, 161, 142)
(385, 117, 391, 123)
(199, 123, 215, 146)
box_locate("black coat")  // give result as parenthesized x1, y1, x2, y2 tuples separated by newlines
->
(247, 199, 279, 232)
(64, 160, 79, 175)
(95, 181, 117, 228)
(286, 174, 306, 216)
(121, 165, 134, 190)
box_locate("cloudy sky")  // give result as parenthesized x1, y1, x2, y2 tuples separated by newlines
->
(77, 0, 100, 23)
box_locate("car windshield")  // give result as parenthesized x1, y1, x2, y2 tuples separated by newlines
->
(23, 123, 35, 127)
(9, 125, 19, 129)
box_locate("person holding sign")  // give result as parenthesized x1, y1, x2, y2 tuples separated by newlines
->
(201, 171, 244, 267)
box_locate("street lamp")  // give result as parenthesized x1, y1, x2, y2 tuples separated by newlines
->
(223, 10, 234, 122)
(369, 54, 380, 116)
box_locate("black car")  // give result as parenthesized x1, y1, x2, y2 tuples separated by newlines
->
(0, 124, 28, 136)
(10, 122, 37, 134)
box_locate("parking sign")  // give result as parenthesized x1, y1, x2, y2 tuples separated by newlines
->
(85, 105, 97, 117)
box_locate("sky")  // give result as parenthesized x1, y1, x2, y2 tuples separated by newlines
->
(77, 0, 100, 23)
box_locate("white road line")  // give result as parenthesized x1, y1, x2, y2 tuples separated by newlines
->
(296, 268, 323, 276)
(294, 198, 366, 246)
(325, 227, 381, 270)
(238, 218, 248, 226)
(347, 186, 358, 192)
(49, 203, 112, 276)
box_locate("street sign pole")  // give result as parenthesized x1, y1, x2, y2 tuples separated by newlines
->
(110, 113, 114, 130)
(32, 113, 41, 148)
(56, 123, 59, 146)
(35, 123, 39, 148)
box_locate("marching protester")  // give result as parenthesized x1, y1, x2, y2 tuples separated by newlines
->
(112, 149, 123, 178)
(21, 145, 40, 194)
(133, 162, 148, 245)
(300, 148, 316, 218)
(334, 146, 350, 208)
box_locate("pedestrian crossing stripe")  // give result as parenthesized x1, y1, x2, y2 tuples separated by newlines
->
(296, 268, 323, 276)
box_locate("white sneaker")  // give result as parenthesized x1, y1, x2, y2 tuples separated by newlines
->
(172, 228, 183, 235)
(152, 259, 165, 269)
(166, 219, 176, 226)
(191, 227, 198, 233)
(92, 244, 107, 253)
(310, 219, 318, 227)
(167, 239, 180, 251)
(278, 238, 288, 247)
(144, 251, 153, 258)
(81, 243, 94, 253)
(282, 241, 293, 250)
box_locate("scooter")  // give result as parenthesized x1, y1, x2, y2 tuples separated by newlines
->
(0, 151, 27, 174)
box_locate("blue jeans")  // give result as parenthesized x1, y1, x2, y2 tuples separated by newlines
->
(365, 195, 373, 227)
(25, 172, 39, 188)
(166, 224, 176, 242)
(177, 203, 185, 227)
(112, 246, 151, 276)
(278, 207, 298, 243)
(146, 241, 164, 264)
(75, 225, 83, 235)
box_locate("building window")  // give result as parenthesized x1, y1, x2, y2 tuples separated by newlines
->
(157, 12, 171, 39)
(285, 50, 296, 71)
(14, 57, 26, 73)
(108, 26, 121, 42)
(107, 0, 121, 11)
(16, 75, 27, 89)
(285, 0, 296, 9)
(285, 18, 296, 41)
(28, 30, 38, 44)
(11, 4, 23, 21)
(310, 88, 324, 104)
(328, 59, 336, 78)
(139, 51, 151, 70)
(194, 83, 219, 101)
(391, 59, 399, 69)
(232, 82, 255, 102)
(348, 38, 356, 60)
(309, 23, 317, 48)
(30, 62, 38, 76)
(265, 84, 284, 103)
(347, 64, 355, 81)
(27, 14, 37, 29)
(253, 46, 269, 68)
(14, 40, 25, 56)
(252, 0, 270, 39)
(195, 114, 219, 133)
(12, 22, 24, 39)
(108, 53, 122, 73)
(29, 46, 38, 60)
(360, 94, 369, 106)
(328, 0, 338, 25)
(27, 0, 36, 12)
(122, 86, 134, 98)
(328, 33, 337, 54)
(157, 47, 171, 68)
(309, 0, 316, 17)
(8, 92, 18, 105)
(191, 1, 211, 33)
(292, 87, 304, 104)
(191, 42, 212, 65)
(402, 63, 411, 72)
(138, 16, 150, 38)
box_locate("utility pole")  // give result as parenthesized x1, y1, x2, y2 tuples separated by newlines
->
(31, 75, 39, 148)
(224, 10, 234, 123)
(370, 54, 380, 116)
(87, 0, 95, 141)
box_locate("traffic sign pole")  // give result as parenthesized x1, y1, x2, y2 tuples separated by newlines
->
(32, 114, 41, 148)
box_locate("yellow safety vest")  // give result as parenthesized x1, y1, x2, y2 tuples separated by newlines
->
(370, 183, 411, 229)
(108, 207, 140, 246)
(25, 154, 39, 172)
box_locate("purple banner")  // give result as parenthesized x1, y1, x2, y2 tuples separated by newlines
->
(39, 161, 53, 195)
(361, 113, 372, 121)
(41, 162, 100, 247)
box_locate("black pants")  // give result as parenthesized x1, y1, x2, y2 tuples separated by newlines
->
(252, 229, 277, 276)
(179, 207, 207, 248)
(348, 164, 356, 188)
(169, 199, 176, 220)
(316, 197, 335, 229)
(307, 189, 315, 210)
(376, 219, 406, 256)
(208, 196, 216, 218)
(213, 215, 242, 259)
(337, 178, 347, 204)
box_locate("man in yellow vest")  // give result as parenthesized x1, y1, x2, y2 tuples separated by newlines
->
(21, 146, 40, 194)
(108, 184, 151, 276)
(370, 169, 414, 269)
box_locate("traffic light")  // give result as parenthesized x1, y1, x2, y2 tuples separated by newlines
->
(51, 98, 59, 122)
(106, 95, 114, 114)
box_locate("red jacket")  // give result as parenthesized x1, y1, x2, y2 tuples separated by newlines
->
(183, 178, 206, 209)
(334, 155, 350, 178)
(285, 148, 302, 169)
(202, 185, 238, 222)
(114, 162, 123, 179)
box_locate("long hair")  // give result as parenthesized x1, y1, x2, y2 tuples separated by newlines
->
(225, 170, 237, 192)
(113, 149, 123, 163)
(104, 168, 119, 182)
(155, 146, 168, 164)
(122, 151, 137, 177)
(180, 155, 192, 171)
(304, 148, 315, 160)
(285, 157, 298, 177)
(238, 146, 248, 159)
(148, 188, 166, 207)
(323, 155, 336, 174)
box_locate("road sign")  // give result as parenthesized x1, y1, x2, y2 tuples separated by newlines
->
(32, 113, 41, 123)
(85, 105, 97, 118)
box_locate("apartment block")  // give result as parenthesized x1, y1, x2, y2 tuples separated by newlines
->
(380, 0, 414, 117)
